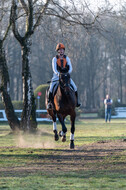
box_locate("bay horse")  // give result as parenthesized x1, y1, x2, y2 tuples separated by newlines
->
(45, 72, 76, 149)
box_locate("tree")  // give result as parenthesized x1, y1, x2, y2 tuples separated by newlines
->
(0, 1, 20, 130)
(2, 0, 120, 119)
(11, 0, 51, 131)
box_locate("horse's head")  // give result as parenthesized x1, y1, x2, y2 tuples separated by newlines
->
(59, 72, 70, 95)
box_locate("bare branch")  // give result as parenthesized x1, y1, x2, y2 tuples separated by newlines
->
(47, 1, 97, 30)
(33, 0, 51, 31)
(25, 0, 34, 37)
(11, 0, 23, 44)
(2, 23, 11, 42)
(19, 0, 28, 15)
(33, 0, 39, 5)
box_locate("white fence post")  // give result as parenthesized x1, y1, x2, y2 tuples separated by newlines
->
(111, 107, 126, 118)
(0, 110, 52, 122)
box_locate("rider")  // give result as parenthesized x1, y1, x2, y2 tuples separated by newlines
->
(47, 43, 81, 109)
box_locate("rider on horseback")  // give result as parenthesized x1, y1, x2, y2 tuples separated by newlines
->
(47, 43, 81, 109)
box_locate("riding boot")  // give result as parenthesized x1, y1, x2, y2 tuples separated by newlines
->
(75, 91, 81, 107)
(47, 92, 53, 109)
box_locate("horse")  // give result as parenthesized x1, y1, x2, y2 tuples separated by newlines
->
(45, 72, 76, 149)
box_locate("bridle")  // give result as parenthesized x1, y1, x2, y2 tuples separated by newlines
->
(59, 73, 70, 91)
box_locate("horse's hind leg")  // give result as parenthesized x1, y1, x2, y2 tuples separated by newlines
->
(70, 112, 76, 149)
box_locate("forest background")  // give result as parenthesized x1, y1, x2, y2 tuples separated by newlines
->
(1, 0, 126, 111)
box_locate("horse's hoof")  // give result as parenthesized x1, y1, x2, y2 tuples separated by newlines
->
(62, 135, 66, 142)
(59, 131, 66, 142)
(70, 140, 74, 149)
(54, 130, 59, 141)
(55, 134, 59, 141)
(59, 131, 62, 137)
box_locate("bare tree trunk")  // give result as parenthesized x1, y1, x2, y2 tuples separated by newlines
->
(11, 0, 38, 131)
(91, 77, 95, 108)
(11, 0, 50, 131)
(0, 41, 20, 130)
(21, 39, 37, 131)
(119, 51, 123, 103)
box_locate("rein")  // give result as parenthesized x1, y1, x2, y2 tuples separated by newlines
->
(59, 73, 71, 91)
(47, 79, 59, 84)
(59, 83, 70, 90)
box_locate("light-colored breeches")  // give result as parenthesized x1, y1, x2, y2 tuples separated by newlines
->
(49, 75, 77, 93)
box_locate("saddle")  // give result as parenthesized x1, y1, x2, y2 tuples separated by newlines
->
(52, 82, 74, 96)
(52, 83, 59, 96)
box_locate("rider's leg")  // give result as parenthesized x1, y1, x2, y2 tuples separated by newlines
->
(75, 91, 81, 107)
(47, 79, 58, 109)
(47, 83, 54, 109)
(70, 79, 81, 107)
(47, 91, 53, 109)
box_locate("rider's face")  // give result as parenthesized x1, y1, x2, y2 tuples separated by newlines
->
(106, 95, 109, 99)
(58, 48, 65, 56)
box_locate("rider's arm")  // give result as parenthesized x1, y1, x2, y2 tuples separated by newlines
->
(66, 56, 72, 74)
(104, 99, 107, 105)
(52, 57, 60, 76)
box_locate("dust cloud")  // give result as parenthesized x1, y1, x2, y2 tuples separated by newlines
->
(15, 129, 56, 149)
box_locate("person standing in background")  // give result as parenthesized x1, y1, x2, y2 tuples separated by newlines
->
(104, 94, 113, 122)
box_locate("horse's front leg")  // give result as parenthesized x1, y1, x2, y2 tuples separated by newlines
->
(51, 111, 59, 141)
(70, 112, 76, 149)
(57, 114, 67, 142)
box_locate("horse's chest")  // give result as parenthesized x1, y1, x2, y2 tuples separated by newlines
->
(55, 96, 73, 113)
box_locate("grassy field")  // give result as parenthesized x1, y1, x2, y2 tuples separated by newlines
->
(0, 119, 126, 189)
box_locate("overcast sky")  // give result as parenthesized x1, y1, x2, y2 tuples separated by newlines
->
(88, 0, 123, 10)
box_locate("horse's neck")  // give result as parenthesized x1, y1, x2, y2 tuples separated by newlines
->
(56, 85, 65, 98)
(56, 85, 76, 107)
(59, 85, 71, 98)
(58, 85, 65, 96)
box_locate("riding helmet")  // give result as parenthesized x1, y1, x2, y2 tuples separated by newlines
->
(56, 43, 65, 51)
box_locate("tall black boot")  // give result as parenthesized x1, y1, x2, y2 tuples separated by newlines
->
(75, 91, 81, 107)
(47, 91, 53, 109)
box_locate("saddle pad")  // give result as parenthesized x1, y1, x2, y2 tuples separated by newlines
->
(52, 83, 59, 96)
(51, 83, 74, 97)
(70, 84, 74, 91)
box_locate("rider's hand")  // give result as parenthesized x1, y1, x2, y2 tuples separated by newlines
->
(62, 68, 68, 73)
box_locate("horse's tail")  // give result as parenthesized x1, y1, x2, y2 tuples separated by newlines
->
(45, 87, 49, 109)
